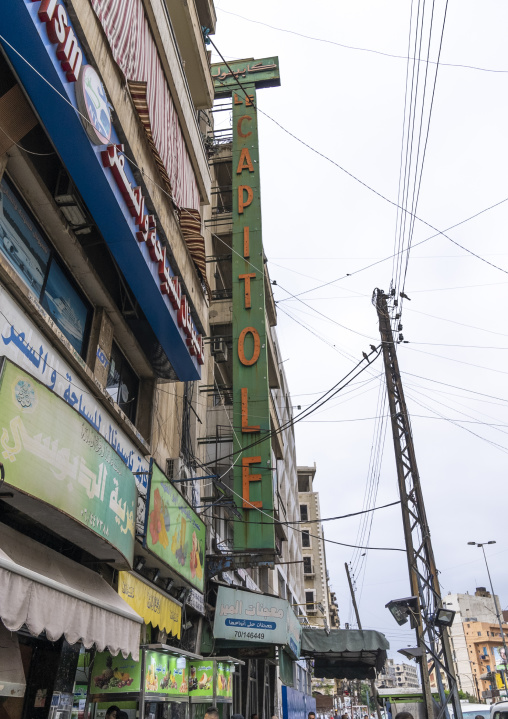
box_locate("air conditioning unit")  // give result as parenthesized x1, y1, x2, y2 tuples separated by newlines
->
(211, 338, 228, 363)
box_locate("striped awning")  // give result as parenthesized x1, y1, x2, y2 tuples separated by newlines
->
(179, 207, 210, 296)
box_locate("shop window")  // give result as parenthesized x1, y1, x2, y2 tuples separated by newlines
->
(300, 504, 308, 521)
(106, 342, 139, 422)
(0, 175, 91, 356)
(302, 529, 310, 548)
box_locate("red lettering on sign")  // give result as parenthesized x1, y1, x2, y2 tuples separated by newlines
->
(236, 148, 254, 174)
(36, 0, 82, 81)
(242, 456, 262, 508)
(241, 388, 260, 433)
(238, 185, 254, 214)
(243, 227, 250, 258)
(102, 144, 204, 366)
(239, 273, 256, 309)
(238, 326, 260, 366)
(237, 115, 252, 138)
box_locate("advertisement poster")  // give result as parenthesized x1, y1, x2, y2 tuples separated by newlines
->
(0, 359, 137, 564)
(494, 646, 508, 669)
(147, 463, 205, 592)
(216, 662, 232, 698)
(91, 652, 141, 693)
(213, 586, 302, 658)
(145, 652, 188, 696)
(189, 661, 214, 696)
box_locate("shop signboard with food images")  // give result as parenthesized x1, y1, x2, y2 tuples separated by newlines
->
(146, 463, 206, 592)
(0, 359, 137, 565)
(188, 661, 214, 697)
(91, 652, 140, 694)
(216, 662, 233, 699)
(145, 652, 189, 696)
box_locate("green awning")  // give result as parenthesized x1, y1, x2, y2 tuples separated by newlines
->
(301, 628, 389, 680)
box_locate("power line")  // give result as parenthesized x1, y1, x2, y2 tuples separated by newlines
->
(216, 8, 508, 74)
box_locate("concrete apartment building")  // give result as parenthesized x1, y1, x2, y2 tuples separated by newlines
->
(378, 659, 421, 690)
(442, 588, 508, 699)
(297, 464, 332, 629)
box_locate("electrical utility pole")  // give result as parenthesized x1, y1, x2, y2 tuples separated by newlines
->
(345, 563, 383, 719)
(372, 288, 463, 719)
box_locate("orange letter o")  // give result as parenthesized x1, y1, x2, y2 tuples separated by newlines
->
(238, 327, 260, 366)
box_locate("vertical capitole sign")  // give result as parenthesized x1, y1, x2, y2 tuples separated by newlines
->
(213, 57, 280, 553)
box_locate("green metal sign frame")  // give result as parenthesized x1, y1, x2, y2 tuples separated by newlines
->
(212, 57, 280, 95)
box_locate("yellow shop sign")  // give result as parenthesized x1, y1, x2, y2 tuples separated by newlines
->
(118, 571, 181, 638)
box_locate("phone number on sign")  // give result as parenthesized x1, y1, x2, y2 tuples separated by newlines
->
(234, 631, 265, 639)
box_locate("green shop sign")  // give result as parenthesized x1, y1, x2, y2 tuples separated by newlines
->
(0, 359, 136, 564)
(91, 651, 191, 697)
(145, 652, 189, 696)
(188, 660, 214, 696)
(146, 463, 206, 592)
(91, 652, 141, 693)
(212, 57, 280, 95)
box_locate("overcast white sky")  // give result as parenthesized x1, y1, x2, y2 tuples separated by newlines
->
(211, 0, 508, 664)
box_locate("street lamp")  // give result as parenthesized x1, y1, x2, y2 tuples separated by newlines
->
(468, 540, 508, 697)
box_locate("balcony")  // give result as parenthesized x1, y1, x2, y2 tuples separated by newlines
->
(209, 296, 232, 325)
(164, 0, 214, 109)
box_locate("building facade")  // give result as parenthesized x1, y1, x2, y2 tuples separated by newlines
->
(297, 465, 332, 630)
(378, 660, 421, 691)
(442, 588, 508, 699)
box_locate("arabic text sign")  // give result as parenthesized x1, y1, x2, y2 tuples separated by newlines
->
(0, 359, 137, 564)
(0, 287, 149, 485)
(212, 57, 280, 94)
(118, 571, 181, 638)
(146, 463, 206, 591)
(213, 587, 300, 651)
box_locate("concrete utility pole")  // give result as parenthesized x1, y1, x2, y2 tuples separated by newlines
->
(345, 563, 383, 719)
(373, 288, 463, 719)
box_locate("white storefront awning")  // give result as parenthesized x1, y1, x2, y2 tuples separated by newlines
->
(0, 523, 143, 659)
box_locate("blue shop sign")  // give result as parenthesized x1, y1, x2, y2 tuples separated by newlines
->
(1, 0, 204, 380)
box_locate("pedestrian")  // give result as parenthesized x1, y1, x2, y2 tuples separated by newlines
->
(394, 713, 413, 719)
(205, 708, 220, 719)
(232, 715, 244, 719)
(105, 708, 120, 719)
(117, 712, 128, 719)
(308, 713, 316, 719)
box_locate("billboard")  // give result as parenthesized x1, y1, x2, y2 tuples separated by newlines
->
(146, 463, 206, 592)
(0, 358, 136, 564)
(213, 586, 302, 658)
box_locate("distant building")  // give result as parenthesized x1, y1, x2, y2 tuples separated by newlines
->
(441, 588, 508, 699)
(379, 659, 420, 690)
(297, 464, 331, 629)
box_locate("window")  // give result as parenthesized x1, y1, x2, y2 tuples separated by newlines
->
(300, 504, 308, 522)
(305, 590, 315, 612)
(478, 632, 482, 636)
(303, 556, 312, 574)
(0, 175, 91, 356)
(106, 342, 139, 422)
(302, 530, 310, 548)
